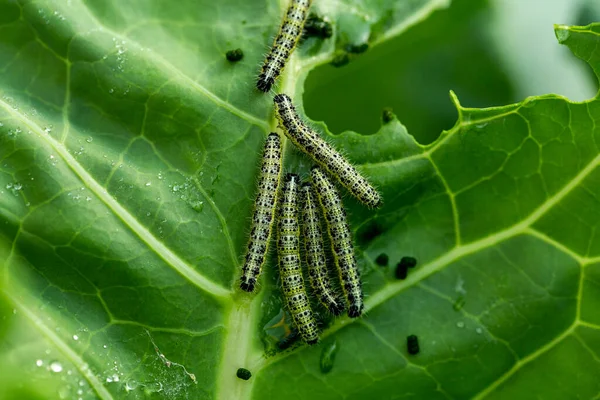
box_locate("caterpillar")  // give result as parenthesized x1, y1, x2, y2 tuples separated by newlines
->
(311, 166, 364, 318)
(278, 173, 319, 345)
(300, 181, 344, 315)
(240, 133, 282, 292)
(273, 93, 381, 208)
(256, 0, 312, 92)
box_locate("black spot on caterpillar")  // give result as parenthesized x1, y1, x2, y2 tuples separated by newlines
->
(257, 0, 312, 92)
(240, 133, 282, 292)
(310, 167, 364, 318)
(300, 181, 344, 315)
(278, 173, 319, 345)
(274, 93, 381, 208)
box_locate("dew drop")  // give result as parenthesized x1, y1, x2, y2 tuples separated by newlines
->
(49, 361, 63, 373)
(86, 137, 93, 143)
(73, 334, 79, 341)
(456, 321, 465, 329)
(476, 328, 483, 334)
(145, 182, 151, 187)
(145, 382, 163, 393)
(36, 359, 43, 367)
(125, 380, 139, 391)
(191, 201, 204, 212)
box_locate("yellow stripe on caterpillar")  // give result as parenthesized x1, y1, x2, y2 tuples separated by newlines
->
(300, 181, 344, 316)
(278, 173, 319, 345)
(311, 167, 364, 318)
(257, 0, 312, 92)
(240, 133, 282, 292)
(274, 93, 381, 208)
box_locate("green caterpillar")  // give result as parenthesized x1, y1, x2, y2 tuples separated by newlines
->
(240, 133, 282, 292)
(311, 167, 364, 318)
(300, 181, 344, 315)
(257, 0, 312, 92)
(278, 173, 319, 345)
(274, 93, 381, 208)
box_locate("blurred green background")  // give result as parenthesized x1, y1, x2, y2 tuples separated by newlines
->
(304, 0, 600, 145)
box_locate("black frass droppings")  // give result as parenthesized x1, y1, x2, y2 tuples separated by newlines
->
(225, 48, 244, 62)
(331, 51, 350, 67)
(401, 256, 417, 268)
(407, 335, 419, 355)
(382, 107, 394, 124)
(236, 368, 252, 380)
(395, 256, 417, 280)
(375, 253, 389, 267)
(346, 43, 369, 54)
(395, 263, 408, 280)
(303, 13, 333, 40)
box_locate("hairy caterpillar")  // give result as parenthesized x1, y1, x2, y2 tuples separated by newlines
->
(240, 133, 282, 292)
(311, 167, 364, 318)
(256, 0, 312, 92)
(278, 173, 319, 345)
(273, 93, 381, 208)
(300, 182, 344, 315)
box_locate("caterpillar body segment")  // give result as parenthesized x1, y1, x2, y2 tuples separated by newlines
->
(257, 0, 312, 92)
(240, 133, 282, 292)
(278, 173, 319, 345)
(300, 182, 344, 315)
(310, 167, 364, 318)
(273, 93, 381, 208)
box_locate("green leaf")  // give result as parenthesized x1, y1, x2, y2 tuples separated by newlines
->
(0, 1, 599, 400)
